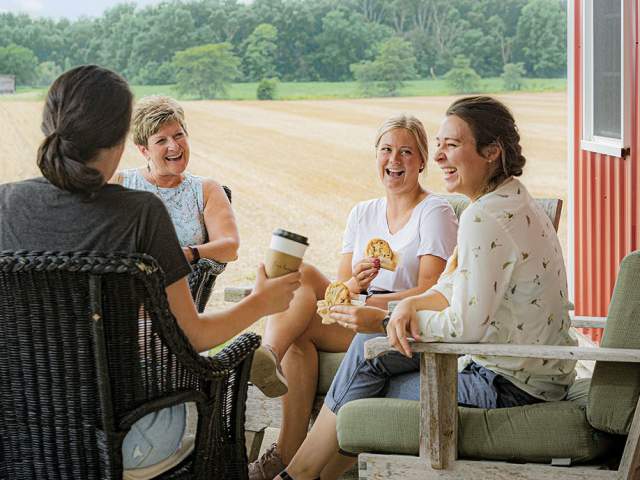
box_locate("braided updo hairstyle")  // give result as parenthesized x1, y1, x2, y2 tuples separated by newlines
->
(446, 96, 526, 194)
(37, 65, 133, 194)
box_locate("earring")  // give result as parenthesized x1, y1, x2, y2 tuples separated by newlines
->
(146, 159, 151, 172)
(419, 164, 425, 172)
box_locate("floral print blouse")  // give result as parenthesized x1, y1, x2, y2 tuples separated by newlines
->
(417, 177, 577, 401)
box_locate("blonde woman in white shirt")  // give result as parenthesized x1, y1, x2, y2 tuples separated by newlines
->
(249, 115, 458, 480)
(275, 96, 576, 480)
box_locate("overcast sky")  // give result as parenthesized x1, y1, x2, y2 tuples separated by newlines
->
(0, 0, 167, 19)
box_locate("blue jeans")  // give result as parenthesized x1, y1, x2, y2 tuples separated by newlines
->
(324, 333, 541, 413)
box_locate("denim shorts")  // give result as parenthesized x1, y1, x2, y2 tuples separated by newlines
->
(325, 333, 541, 413)
(122, 404, 186, 469)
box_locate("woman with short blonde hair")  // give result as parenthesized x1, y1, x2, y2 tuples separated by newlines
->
(114, 95, 239, 265)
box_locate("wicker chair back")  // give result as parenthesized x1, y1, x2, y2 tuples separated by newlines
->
(0, 251, 258, 479)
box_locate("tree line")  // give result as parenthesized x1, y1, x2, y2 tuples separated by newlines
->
(0, 0, 566, 96)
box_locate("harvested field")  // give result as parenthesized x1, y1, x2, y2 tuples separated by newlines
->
(0, 92, 567, 333)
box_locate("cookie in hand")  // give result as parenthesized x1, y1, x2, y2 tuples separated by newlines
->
(317, 281, 352, 325)
(365, 238, 398, 271)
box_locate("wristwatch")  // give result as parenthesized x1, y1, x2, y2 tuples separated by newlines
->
(187, 245, 200, 263)
(381, 313, 391, 332)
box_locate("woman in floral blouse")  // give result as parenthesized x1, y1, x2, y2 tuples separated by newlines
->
(272, 96, 577, 480)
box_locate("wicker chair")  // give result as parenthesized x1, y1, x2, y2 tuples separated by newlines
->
(0, 251, 259, 479)
(188, 185, 233, 313)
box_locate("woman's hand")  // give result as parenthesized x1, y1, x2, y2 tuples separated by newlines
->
(350, 257, 380, 292)
(252, 264, 302, 316)
(328, 305, 386, 333)
(387, 297, 422, 357)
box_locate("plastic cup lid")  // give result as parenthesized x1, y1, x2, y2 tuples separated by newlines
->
(273, 228, 309, 246)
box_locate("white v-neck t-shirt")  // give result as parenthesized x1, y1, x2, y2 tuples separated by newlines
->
(341, 194, 458, 292)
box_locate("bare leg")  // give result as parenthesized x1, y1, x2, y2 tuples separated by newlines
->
(257, 263, 353, 467)
(263, 262, 329, 361)
(319, 453, 357, 480)
(275, 405, 340, 480)
(277, 312, 353, 463)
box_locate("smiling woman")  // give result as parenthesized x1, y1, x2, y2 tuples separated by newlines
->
(112, 95, 239, 264)
(248, 114, 458, 480)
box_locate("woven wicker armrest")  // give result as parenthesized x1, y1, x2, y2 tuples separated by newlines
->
(189, 258, 227, 312)
(194, 257, 227, 275)
(145, 268, 260, 379)
(206, 332, 261, 373)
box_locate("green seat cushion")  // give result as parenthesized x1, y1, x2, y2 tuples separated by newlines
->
(588, 251, 640, 435)
(317, 352, 345, 395)
(337, 379, 615, 464)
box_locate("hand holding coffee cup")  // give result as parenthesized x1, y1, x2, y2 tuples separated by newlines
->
(252, 263, 302, 316)
(265, 228, 309, 278)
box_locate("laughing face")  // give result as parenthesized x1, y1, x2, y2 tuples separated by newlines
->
(138, 120, 190, 177)
(435, 115, 496, 201)
(377, 128, 424, 194)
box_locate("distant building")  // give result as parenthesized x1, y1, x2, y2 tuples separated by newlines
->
(0, 75, 16, 94)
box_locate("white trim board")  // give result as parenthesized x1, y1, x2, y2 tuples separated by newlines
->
(580, 0, 632, 158)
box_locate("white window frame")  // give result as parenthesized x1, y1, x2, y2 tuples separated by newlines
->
(580, 0, 632, 158)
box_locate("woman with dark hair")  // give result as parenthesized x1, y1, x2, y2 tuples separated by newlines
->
(0, 65, 301, 477)
(273, 96, 577, 480)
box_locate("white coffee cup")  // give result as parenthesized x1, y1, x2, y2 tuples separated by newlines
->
(265, 229, 309, 278)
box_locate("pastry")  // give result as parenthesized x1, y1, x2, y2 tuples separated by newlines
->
(317, 281, 351, 325)
(324, 281, 351, 306)
(365, 238, 398, 271)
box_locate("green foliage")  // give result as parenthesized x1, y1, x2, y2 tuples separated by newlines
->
(351, 37, 417, 96)
(132, 61, 176, 86)
(5, 77, 566, 103)
(173, 43, 240, 99)
(0, 0, 567, 84)
(515, 0, 566, 77)
(444, 55, 481, 94)
(501, 62, 526, 91)
(242, 23, 278, 82)
(35, 61, 62, 87)
(314, 9, 393, 81)
(256, 78, 278, 100)
(0, 43, 38, 84)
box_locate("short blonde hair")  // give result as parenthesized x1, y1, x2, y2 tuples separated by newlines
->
(375, 114, 429, 173)
(131, 95, 188, 146)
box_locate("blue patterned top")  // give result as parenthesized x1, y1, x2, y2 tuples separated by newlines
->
(121, 169, 206, 246)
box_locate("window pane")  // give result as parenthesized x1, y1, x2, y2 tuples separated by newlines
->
(593, 0, 621, 139)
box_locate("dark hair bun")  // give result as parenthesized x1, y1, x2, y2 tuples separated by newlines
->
(37, 132, 104, 194)
(37, 65, 132, 195)
(447, 96, 526, 193)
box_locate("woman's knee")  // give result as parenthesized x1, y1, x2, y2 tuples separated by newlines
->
(299, 262, 330, 298)
(348, 333, 383, 359)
